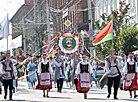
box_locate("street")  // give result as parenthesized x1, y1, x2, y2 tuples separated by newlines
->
(0, 81, 138, 102)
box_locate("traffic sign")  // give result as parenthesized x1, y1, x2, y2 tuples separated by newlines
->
(64, 20, 72, 27)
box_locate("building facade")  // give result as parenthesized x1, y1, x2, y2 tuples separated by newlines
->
(94, 0, 138, 24)
(11, 0, 95, 55)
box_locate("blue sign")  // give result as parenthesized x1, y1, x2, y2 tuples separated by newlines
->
(88, 29, 94, 36)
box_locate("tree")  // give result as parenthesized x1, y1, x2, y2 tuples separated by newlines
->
(94, 1, 130, 56)
(118, 24, 138, 56)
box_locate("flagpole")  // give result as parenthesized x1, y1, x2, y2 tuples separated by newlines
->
(111, 19, 113, 74)
(6, 13, 9, 73)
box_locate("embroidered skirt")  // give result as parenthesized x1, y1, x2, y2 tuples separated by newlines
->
(124, 73, 138, 91)
(77, 73, 90, 93)
(36, 73, 52, 90)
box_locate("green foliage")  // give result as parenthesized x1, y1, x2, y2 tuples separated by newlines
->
(94, 1, 130, 56)
(118, 24, 138, 56)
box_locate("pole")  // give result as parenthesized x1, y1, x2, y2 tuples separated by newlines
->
(58, 0, 61, 32)
(34, 0, 37, 53)
(22, 7, 26, 56)
(88, 0, 94, 56)
(74, 0, 76, 32)
(67, 0, 69, 19)
(46, 0, 50, 41)
(52, 0, 55, 37)
(88, 0, 93, 30)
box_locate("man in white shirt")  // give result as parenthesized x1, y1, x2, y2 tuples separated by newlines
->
(105, 49, 122, 99)
(54, 53, 64, 93)
(1, 53, 17, 100)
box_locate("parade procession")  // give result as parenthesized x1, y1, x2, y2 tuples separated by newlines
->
(0, 0, 138, 102)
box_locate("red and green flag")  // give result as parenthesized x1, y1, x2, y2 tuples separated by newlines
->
(92, 20, 113, 45)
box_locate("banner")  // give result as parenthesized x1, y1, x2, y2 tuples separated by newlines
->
(59, 33, 79, 53)
(0, 35, 22, 51)
(0, 13, 9, 39)
(10, 35, 22, 49)
(0, 35, 12, 51)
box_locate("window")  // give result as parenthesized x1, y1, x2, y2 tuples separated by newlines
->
(83, 7, 88, 23)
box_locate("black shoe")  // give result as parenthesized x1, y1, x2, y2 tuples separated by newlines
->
(130, 96, 132, 98)
(107, 94, 110, 98)
(9, 98, 13, 100)
(134, 95, 137, 98)
(57, 89, 59, 92)
(114, 97, 118, 99)
(84, 96, 87, 99)
(43, 94, 45, 97)
(59, 90, 62, 93)
(46, 95, 49, 98)
(4, 96, 7, 100)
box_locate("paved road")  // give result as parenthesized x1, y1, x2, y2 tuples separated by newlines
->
(0, 81, 138, 102)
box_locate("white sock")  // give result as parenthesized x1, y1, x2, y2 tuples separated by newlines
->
(66, 82, 69, 87)
(73, 84, 75, 90)
(28, 82, 31, 88)
(54, 83, 56, 87)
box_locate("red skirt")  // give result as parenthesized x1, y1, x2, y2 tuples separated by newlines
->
(124, 73, 138, 91)
(77, 74, 90, 93)
(36, 73, 52, 90)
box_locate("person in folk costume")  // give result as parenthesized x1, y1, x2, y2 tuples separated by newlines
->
(54, 53, 65, 93)
(105, 49, 123, 99)
(117, 54, 125, 90)
(91, 57, 99, 87)
(1, 53, 18, 100)
(76, 53, 93, 99)
(35, 55, 40, 81)
(24, 54, 31, 89)
(0, 54, 4, 94)
(64, 55, 69, 87)
(27, 58, 37, 89)
(18, 56, 25, 78)
(49, 56, 57, 88)
(36, 53, 53, 97)
(67, 56, 73, 88)
(123, 53, 138, 98)
(12, 56, 18, 93)
(95, 56, 105, 87)
(72, 53, 81, 90)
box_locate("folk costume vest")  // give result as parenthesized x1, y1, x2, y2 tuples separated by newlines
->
(127, 62, 136, 73)
(41, 62, 49, 73)
(80, 63, 89, 73)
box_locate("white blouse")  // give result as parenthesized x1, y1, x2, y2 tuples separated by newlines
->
(38, 61, 53, 75)
(75, 61, 93, 75)
(123, 60, 138, 74)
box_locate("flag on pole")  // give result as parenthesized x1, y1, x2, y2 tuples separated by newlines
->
(84, 29, 88, 36)
(0, 13, 9, 39)
(92, 20, 113, 46)
(20, 48, 24, 52)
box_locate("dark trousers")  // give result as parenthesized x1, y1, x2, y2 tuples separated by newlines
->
(57, 78, 63, 91)
(3, 79, 13, 99)
(74, 79, 78, 89)
(108, 75, 120, 98)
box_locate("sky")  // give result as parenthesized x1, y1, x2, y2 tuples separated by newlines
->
(0, 0, 24, 19)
